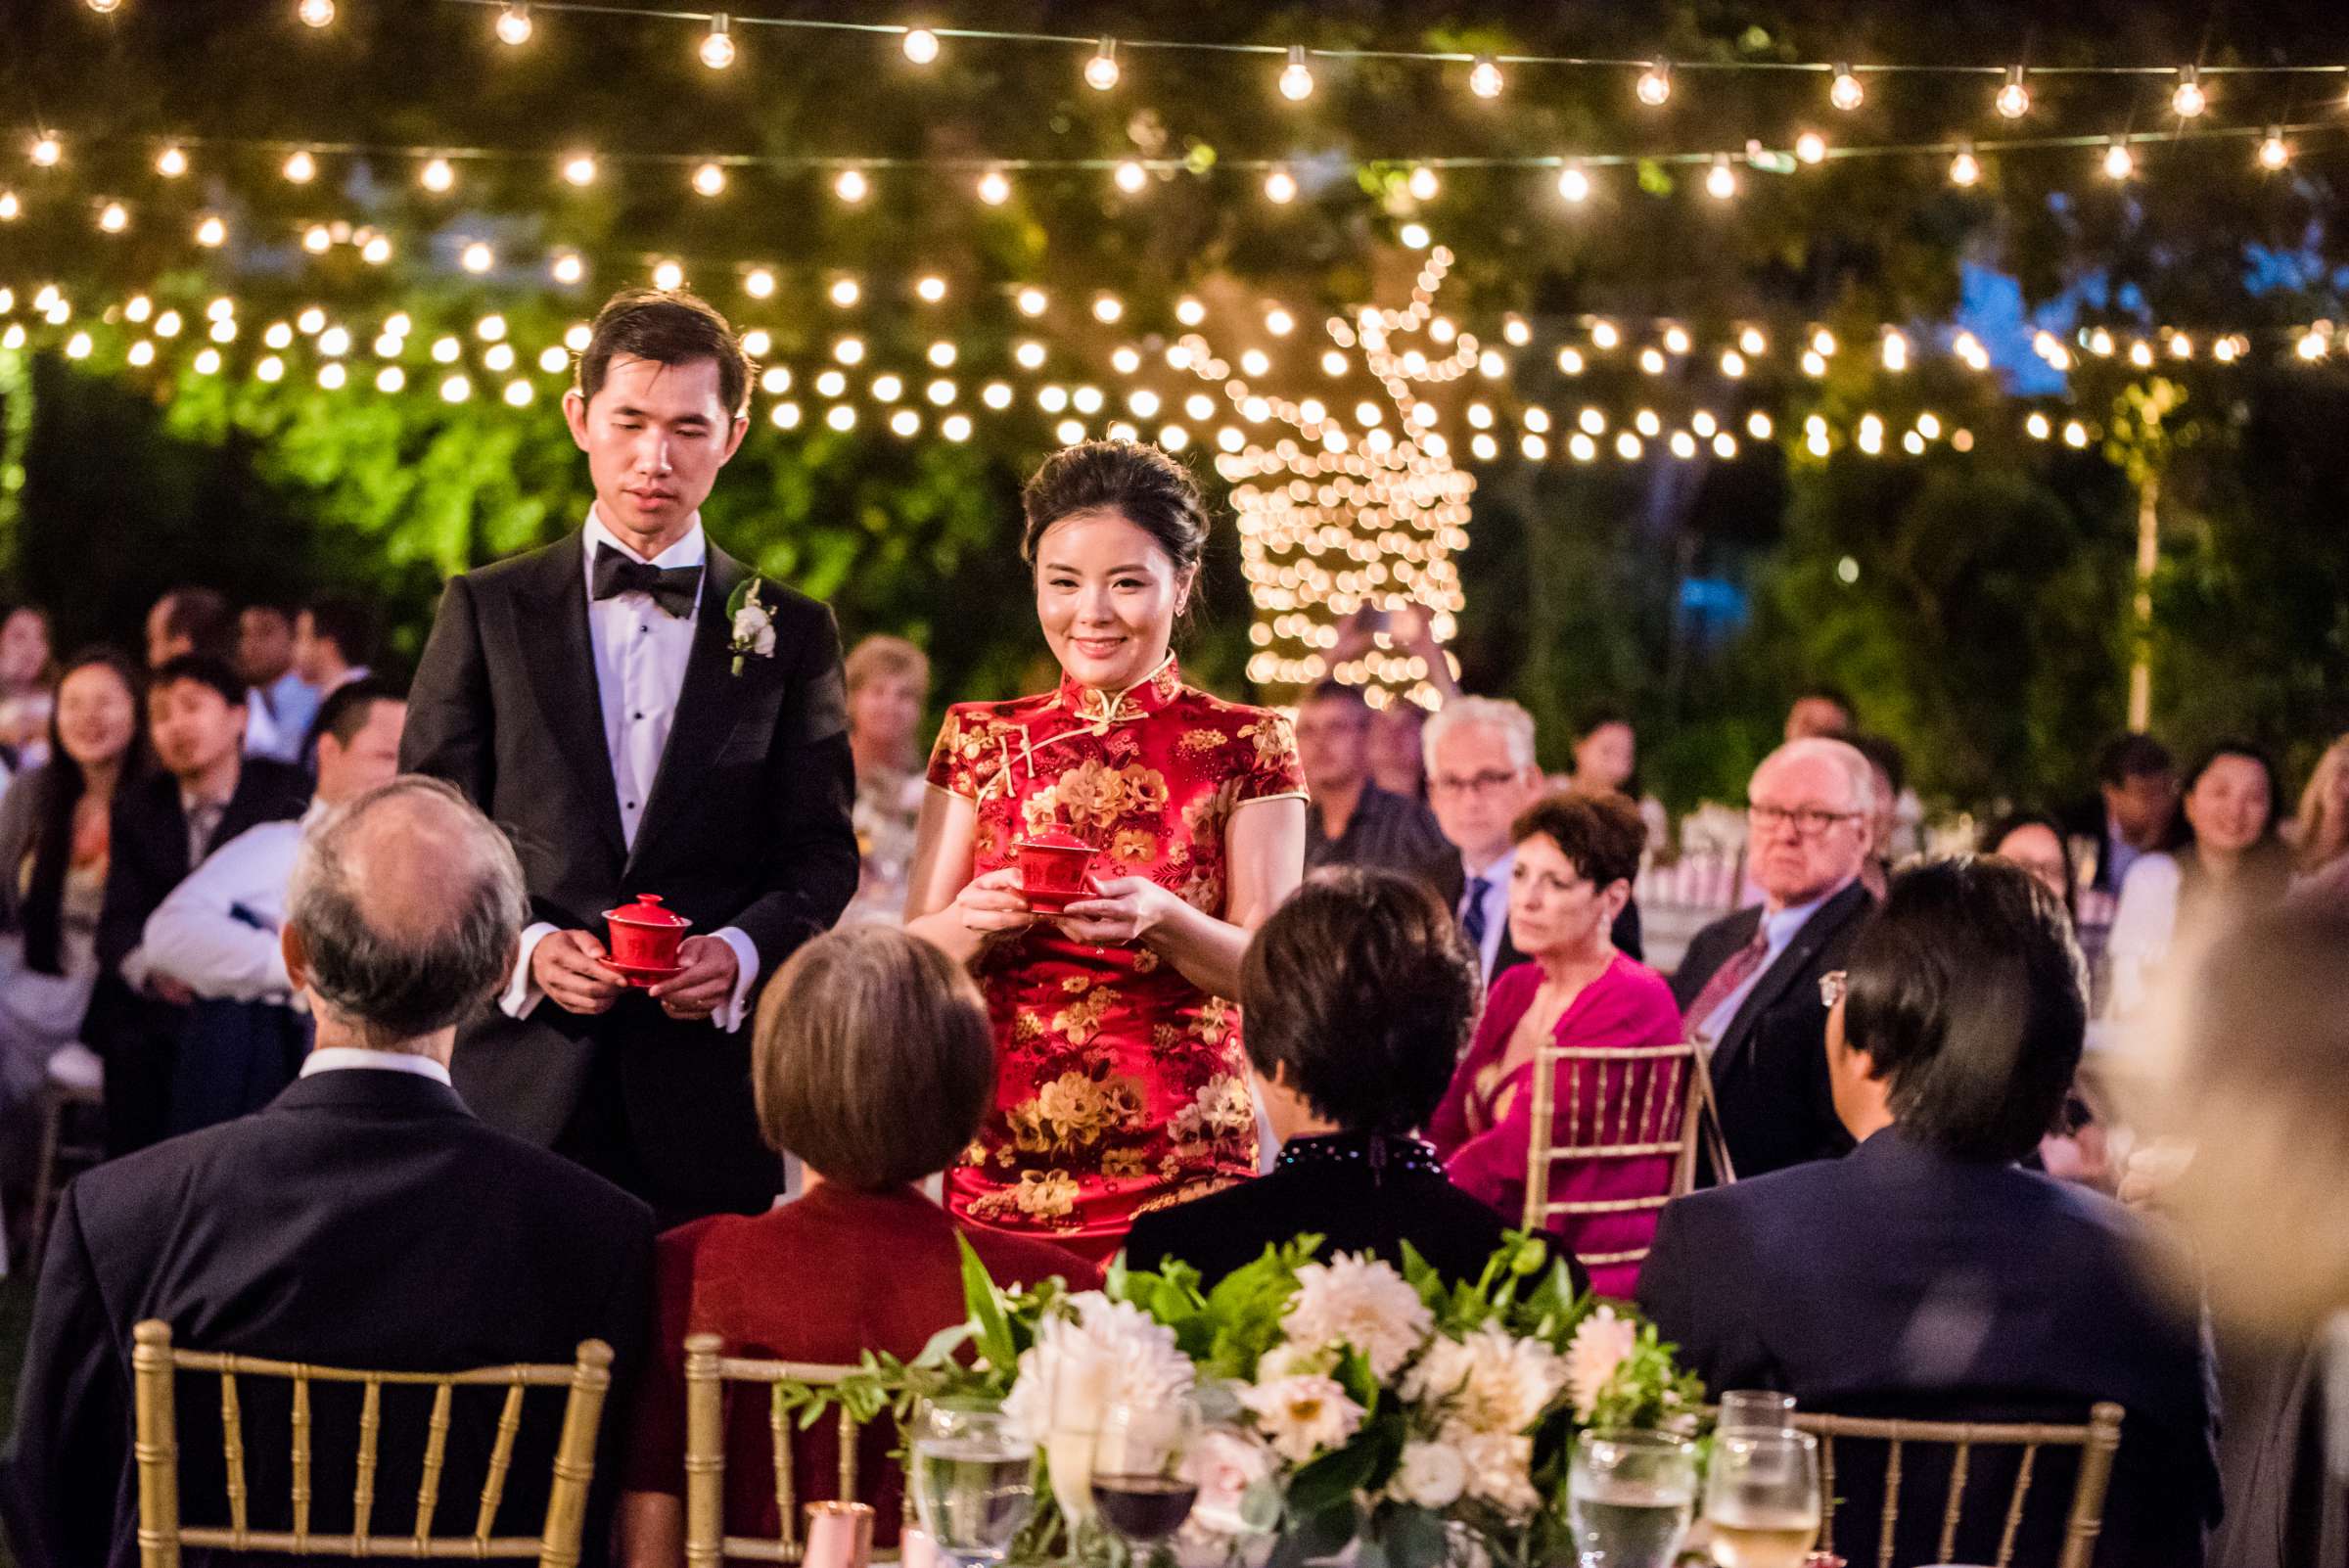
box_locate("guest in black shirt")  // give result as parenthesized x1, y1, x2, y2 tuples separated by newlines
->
(1126, 867, 1587, 1296)
(1296, 681, 1448, 887)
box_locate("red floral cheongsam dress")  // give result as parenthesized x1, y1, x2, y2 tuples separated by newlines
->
(925, 655, 1306, 1261)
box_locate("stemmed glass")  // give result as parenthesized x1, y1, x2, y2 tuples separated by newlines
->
(1086, 1392, 1203, 1549)
(1716, 1390, 1797, 1435)
(909, 1399, 1036, 1568)
(1702, 1430, 1821, 1568)
(1568, 1428, 1700, 1568)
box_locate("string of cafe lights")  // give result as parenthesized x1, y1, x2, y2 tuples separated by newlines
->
(85, 0, 2349, 126)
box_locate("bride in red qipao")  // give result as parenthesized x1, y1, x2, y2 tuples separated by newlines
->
(905, 442, 1308, 1261)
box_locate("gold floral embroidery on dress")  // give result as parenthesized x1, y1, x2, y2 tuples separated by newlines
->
(1005, 1070, 1145, 1154)
(1168, 1072, 1254, 1148)
(1101, 1147, 1148, 1178)
(1133, 1175, 1245, 1216)
(1110, 827, 1158, 865)
(1051, 984, 1117, 1044)
(1177, 727, 1230, 760)
(1011, 1009, 1046, 1044)
(1190, 995, 1232, 1044)
(1131, 948, 1161, 974)
(968, 1169, 1081, 1225)
(1240, 713, 1298, 773)
(1183, 776, 1243, 844)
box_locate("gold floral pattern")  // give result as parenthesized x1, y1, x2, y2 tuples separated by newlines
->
(928, 656, 1307, 1258)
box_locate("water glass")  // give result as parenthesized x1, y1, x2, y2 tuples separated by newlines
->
(1716, 1390, 1797, 1435)
(908, 1400, 1036, 1567)
(1087, 1392, 1203, 1545)
(1568, 1428, 1699, 1568)
(1703, 1430, 1821, 1568)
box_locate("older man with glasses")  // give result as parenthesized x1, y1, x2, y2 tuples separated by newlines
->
(1669, 736, 1878, 1178)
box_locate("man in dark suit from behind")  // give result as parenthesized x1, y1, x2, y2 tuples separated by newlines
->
(1639, 857, 2219, 1568)
(1, 777, 654, 1568)
(84, 653, 311, 1156)
(1669, 737, 1876, 1177)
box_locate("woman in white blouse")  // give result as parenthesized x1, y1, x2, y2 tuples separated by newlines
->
(2105, 740, 2291, 1023)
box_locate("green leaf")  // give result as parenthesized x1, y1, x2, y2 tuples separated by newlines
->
(958, 1232, 1018, 1374)
(1267, 1499, 1360, 1568)
(1381, 1505, 1451, 1568)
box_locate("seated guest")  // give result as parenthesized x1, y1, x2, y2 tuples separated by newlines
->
(0, 650, 146, 1182)
(1782, 682, 1855, 742)
(0, 605, 57, 767)
(292, 593, 379, 701)
(0, 778, 652, 1565)
(1126, 868, 1589, 1295)
(620, 926, 1101, 1562)
(1639, 857, 2219, 1568)
(1560, 704, 1667, 853)
(1427, 794, 1681, 1297)
(1671, 737, 1875, 1177)
(2105, 739, 2291, 1027)
(2286, 731, 2349, 904)
(238, 601, 315, 764)
(841, 634, 930, 925)
(1298, 680, 1449, 884)
(1982, 810, 2076, 912)
(144, 586, 286, 760)
(1426, 698, 1640, 982)
(141, 680, 406, 1130)
(83, 654, 310, 1155)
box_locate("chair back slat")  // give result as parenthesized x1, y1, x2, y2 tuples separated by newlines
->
(836, 1407, 858, 1503)
(291, 1374, 312, 1547)
(130, 1320, 612, 1564)
(1938, 1439, 1972, 1563)
(220, 1371, 250, 1545)
(415, 1382, 454, 1547)
(1785, 1403, 2124, 1568)
(685, 1335, 726, 1568)
(684, 1337, 880, 1565)
(769, 1381, 800, 1554)
(353, 1378, 383, 1547)
(1521, 1040, 1732, 1270)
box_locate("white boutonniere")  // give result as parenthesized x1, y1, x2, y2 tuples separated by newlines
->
(725, 577, 777, 675)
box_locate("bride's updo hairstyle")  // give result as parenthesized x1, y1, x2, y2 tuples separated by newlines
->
(1019, 441, 1209, 580)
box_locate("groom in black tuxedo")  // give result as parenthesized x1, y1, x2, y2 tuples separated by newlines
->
(402, 288, 857, 1222)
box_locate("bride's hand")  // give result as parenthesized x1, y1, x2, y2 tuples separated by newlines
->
(1057, 876, 1178, 946)
(950, 867, 1035, 942)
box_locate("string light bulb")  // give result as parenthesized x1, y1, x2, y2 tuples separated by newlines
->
(195, 213, 226, 246)
(301, 222, 332, 252)
(1114, 160, 1147, 194)
(1705, 153, 1737, 200)
(1468, 56, 1504, 99)
(834, 168, 868, 204)
(1265, 167, 1299, 204)
(29, 134, 61, 167)
(98, 201, 128, 233)
(561, 153, 597, 186)
(1407, 165, 1440, 201)
(2258, 128, 2291, 169)
(1794, 131, 1827, 165)
(692, 161, 727, 197)
(699, 14, 735, 69)
(282, 149, 316, 183)
(1828, 64, 1864, 112)
(976, 169, 1011, 205)
(2170, 65, 2206, 118)
(421, 157, 455, 193)
(1635, 60, 1672, 107)
(461, 240, 495, 273)
(1556, 161, 1590, 203)
(1084, 38, 1120, 90)
(1278, 45, 1313, 102)
(901, 26, 940, 65)
(495, 2, 531, 45)
(297, 0, 335, 26)
(2102, 136, 2135, 180)
(156, 146, 188, 178)
(87, 0, 122, 11)
(1995, 65, 2030, 118)
(1950, 143, 1982, 186)
(653, 259, 685, 290)
(915, 274, 946, 301)
(551, 252, 585, 285)
(361, 234, 391, 263)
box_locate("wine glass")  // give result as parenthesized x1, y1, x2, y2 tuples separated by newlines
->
(1716, 1390, 1796, 1435)
(909, 1399, 1036, 1568)
(1568, 1428, 1699, 1568)
(1703, 1430, 1821, 1568)
(1087, 1391, 1203, 1547)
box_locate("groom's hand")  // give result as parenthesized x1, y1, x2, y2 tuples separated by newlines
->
(533, 929, 623, 1015)
(650, 936, 738, 1023)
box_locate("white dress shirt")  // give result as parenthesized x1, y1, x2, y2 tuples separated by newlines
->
(1456, 846, 1516, 984)
(1694, 884, 1838, 1049)
(499, 509, 761, 1033)
(142, 799, 325, 1002)
(300, 1046, 453, 1086)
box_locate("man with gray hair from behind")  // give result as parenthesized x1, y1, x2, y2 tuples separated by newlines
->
(2, 778, 655, 1568)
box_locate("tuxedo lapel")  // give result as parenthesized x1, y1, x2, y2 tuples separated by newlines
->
(627, 547, 746, 871)
(518, 534, 627, 861)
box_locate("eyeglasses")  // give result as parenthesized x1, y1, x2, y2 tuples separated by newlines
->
(1749, 803, 1865, 837)
(1818, 969, 1847, 1009)
(1431, 767, 1524, 799)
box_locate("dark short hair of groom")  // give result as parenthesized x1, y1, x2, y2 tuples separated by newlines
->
(575, 287, 752, 418)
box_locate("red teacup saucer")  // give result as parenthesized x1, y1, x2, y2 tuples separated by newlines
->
(600, 958, 684, 988)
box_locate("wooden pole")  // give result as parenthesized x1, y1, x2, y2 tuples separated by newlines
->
(2128, 470, 2160, 732)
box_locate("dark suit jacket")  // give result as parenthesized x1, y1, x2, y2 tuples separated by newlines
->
(1668, 879, 1872, 1178)
(1432, 852, 1643, 975)
(1123, 1132, 1592, 1296)
(400, 531, 859, 1218)
(1636, 1128, 2220, 1568)
(84, 759, 311, 1155)
(0, 1068, 654, 1568)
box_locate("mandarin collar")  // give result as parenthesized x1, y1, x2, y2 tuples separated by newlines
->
(1054, 653, 1183, 731)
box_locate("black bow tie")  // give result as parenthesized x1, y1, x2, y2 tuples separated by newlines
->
(591, 546, 701, 619)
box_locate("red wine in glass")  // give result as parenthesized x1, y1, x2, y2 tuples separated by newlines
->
(1089, 1474, 1199, 1542)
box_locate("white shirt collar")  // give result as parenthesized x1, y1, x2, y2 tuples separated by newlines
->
(1462, 844, 1516, 889)
(1761, 879, 1848, 948)
(300, 1046, 453, 1086)
(300, 797, 333, 829)
(583, 506, 707, 572)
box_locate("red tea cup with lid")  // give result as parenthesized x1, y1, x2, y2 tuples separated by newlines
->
(603, 893, 692, 980)
(1015, 832, 1098, 914)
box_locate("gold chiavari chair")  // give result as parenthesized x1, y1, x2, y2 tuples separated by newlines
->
(1520, 1039, 1731, 1274)
(1791, 1403, 2126, 1568)
(130, 1319, 614, 1568)
(683, 1333, 900, 1566)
